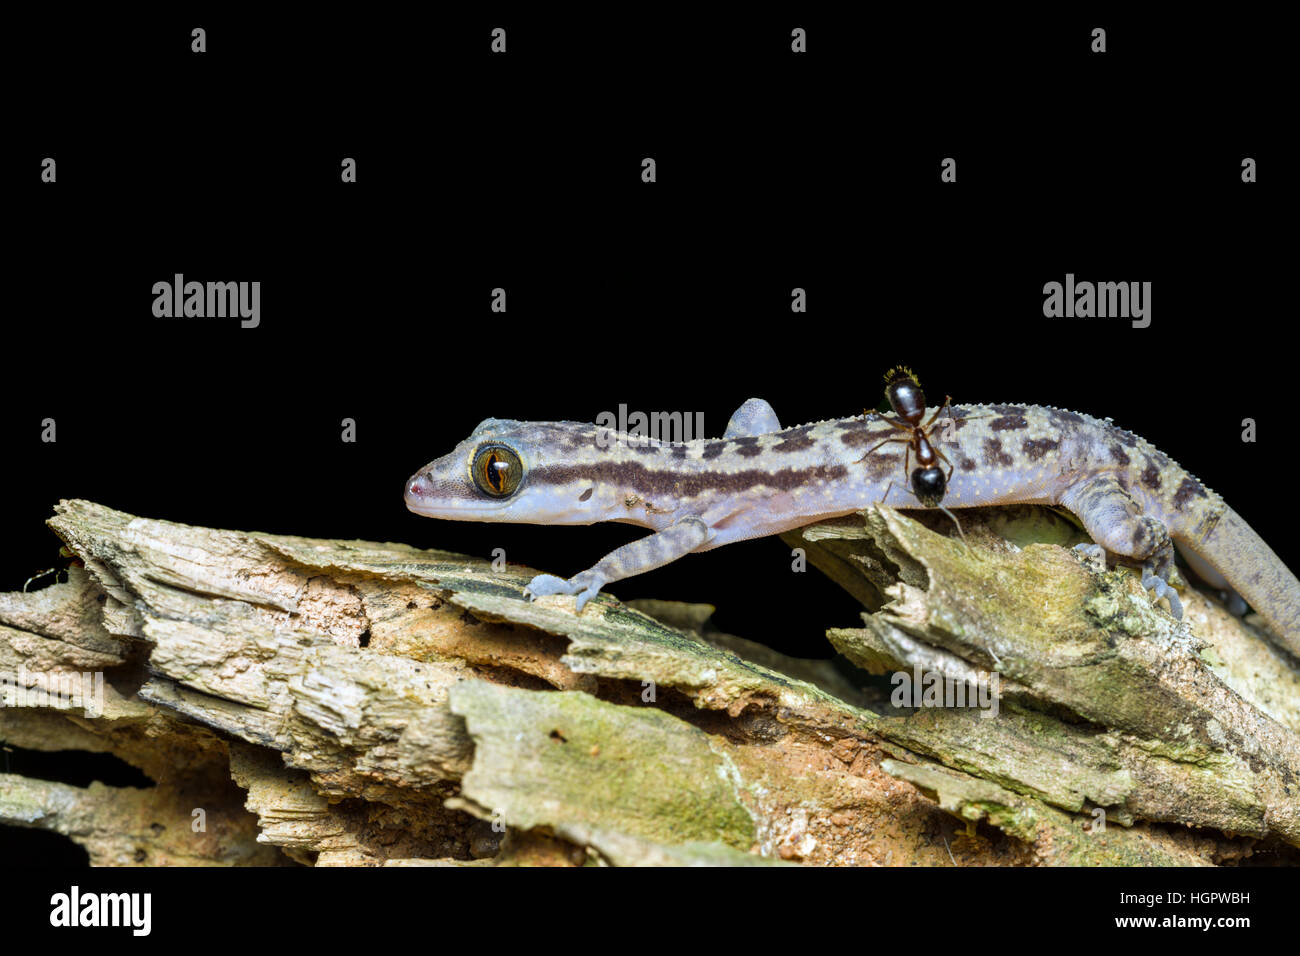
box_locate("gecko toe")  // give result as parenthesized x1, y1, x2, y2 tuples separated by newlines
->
(523, 573, 574, 600)
(525, 572, 605, 611)
(1072, 542, 1108, 571)
(1166, 591, 1184, 620)
(1219, 589, 1249, 617)
(1141, 562, 1183, 620)
(570, 573, 605, 612)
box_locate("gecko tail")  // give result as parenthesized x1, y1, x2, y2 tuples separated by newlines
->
(1179, 504, 1300, 659)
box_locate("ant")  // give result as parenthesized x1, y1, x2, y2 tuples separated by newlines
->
(858, 366, 967, 540)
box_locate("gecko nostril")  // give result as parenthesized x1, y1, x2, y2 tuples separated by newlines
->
(406, 473, 433, 499)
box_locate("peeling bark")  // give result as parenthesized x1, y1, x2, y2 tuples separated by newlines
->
(1, 499, 1296, 866)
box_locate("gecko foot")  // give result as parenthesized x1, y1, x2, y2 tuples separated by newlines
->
(1141, 560, 1184, 621)
(1217, 588, 1249, 617)
(523, 572, 605, 612)
(1072, 542, 1108, 571)
(1074, 543, 1183, 620)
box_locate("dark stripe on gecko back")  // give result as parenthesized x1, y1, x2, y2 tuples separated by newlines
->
(1173, 476, 1208, 508)
(988, 405, 1029, 431)
(982, 438, 1014, 467)
(772, 426, 817, 453)
(1021, 438, 1060, 461)
(837, 421, 904, 448)
(530, 461, 853, 498)
(702, 442, 727, 460)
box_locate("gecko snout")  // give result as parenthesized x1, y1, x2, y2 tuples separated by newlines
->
(405, 472, 434, 502)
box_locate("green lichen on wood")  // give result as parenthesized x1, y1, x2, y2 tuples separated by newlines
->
(4, 499, 1297, 865)
(447, 680, 757, 853)
(789, 505, 1300, 849)
(880, 759, 1212, 867)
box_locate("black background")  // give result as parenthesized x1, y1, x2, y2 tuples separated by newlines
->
(6, 10, 1285, 650)
(2, 2, 1292, 908)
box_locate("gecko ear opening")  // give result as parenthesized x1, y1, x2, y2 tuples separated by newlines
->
(471, 443, 524, 498)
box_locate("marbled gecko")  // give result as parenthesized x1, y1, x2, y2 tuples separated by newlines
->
(405, 398, 1300, 657)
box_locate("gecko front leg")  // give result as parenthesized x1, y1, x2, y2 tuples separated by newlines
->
(524, 516, 714, 612)
(1060, 474, 1183, 619)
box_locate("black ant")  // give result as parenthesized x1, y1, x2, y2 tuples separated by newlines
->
(859, 366, 967, 540)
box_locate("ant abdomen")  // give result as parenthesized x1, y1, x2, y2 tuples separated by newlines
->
(911, 466, 947, 508)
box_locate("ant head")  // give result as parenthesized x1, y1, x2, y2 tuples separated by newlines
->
(911, 466, 946, 508)
(884, 366, 927, 422)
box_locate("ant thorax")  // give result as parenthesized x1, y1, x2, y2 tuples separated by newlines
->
(914, 433, 938, 468)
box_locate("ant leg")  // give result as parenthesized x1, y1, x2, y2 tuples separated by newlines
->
(854, 434, 909, 464)
(853, 412, 912, 462)
(863, 408, 915, 429)
(932, 445, 957, 484)
(875, 415, 912, 432)
(924, 444, 968, 544)
(921, 395, 954, 431)
(937, 505, 968, 546)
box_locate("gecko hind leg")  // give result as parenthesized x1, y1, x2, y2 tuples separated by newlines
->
(1060, 473, 1183, 620)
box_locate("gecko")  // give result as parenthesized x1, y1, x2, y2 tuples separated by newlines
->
(404, 397, 1300, 659)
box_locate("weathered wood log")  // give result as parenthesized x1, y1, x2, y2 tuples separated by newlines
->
(0, 499, 1295, 865)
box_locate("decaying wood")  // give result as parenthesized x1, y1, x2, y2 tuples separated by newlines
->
(0, 498, 1296, 865)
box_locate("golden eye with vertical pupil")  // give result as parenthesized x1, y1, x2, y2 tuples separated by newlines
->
(471, 444, 523, 498)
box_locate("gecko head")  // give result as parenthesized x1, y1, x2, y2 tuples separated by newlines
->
(405, 419, 601, 524)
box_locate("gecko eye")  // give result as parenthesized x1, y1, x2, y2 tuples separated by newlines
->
(471, 443, 523, 498)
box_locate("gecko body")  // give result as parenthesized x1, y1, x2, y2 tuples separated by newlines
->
(405, 399, 1300, 657)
